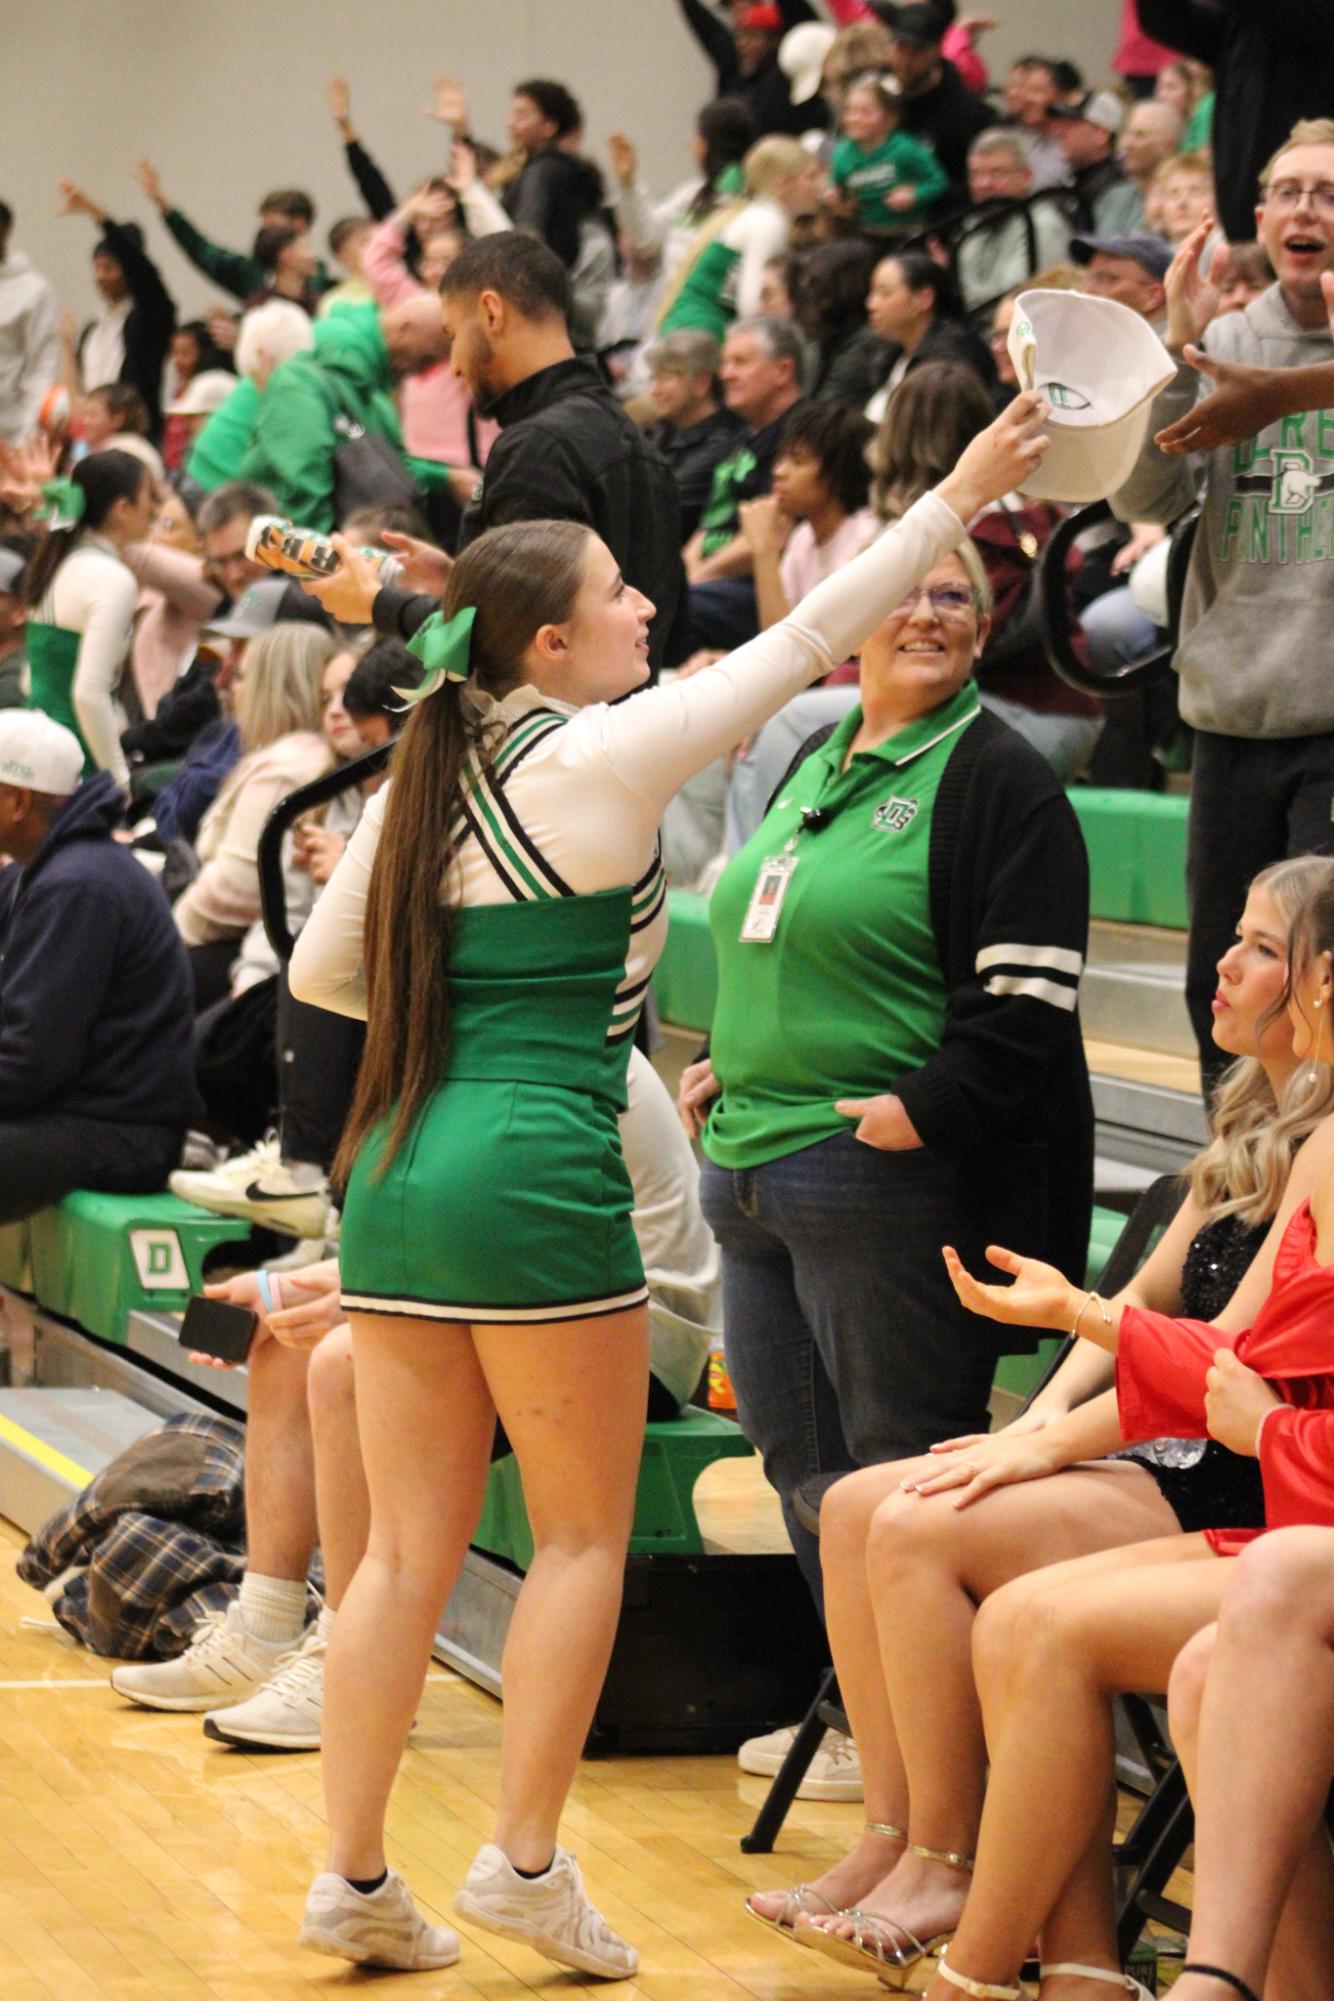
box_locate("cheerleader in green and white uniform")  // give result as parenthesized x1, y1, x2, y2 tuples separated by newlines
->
(288, 396, 1051, 1983)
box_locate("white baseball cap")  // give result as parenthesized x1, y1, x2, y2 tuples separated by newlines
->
(779, 22, 836, 104)
(1007, 289, 1176, 504)
(166, 368, 238, 418)
(0, 712, 85, 796)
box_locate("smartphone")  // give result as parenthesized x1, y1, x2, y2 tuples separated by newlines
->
(179, 1294, 259, 1365)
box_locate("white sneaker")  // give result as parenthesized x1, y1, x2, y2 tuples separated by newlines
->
(300, 1868, 459, 1970)
(203, 1617, 326, 1749)
(737, 1724, 863, 1801)
(454, 1842, 638, 1979)
(110, 1601, 295, 1712)
(170, 1136, 331, 1239)
(737, 1721, 800, 1775)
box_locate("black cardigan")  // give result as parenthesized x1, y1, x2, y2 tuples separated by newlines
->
(767, 708, 1095, 1296)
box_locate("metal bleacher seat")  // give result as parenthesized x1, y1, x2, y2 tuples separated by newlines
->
(740, 1176, 1198, 1960)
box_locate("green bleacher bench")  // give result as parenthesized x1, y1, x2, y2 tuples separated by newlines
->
(473, 1405, 754, 1570)
(0, 1192, 255, 1347)
(1069, 789, 1188, 930)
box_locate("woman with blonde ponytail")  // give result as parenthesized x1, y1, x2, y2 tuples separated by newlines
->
(287, 396, 1052, 1982)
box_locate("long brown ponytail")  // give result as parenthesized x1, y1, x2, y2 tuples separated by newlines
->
(334, 518, 593, 1182)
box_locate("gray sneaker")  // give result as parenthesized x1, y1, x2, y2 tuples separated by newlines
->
(300, 1868, 459, 1970)
(203, 1614, 326, 1750)
(454, 1841, 638, 1979)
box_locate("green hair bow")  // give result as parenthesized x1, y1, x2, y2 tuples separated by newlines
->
(41, 477, 86, 530)
(399, 605, 477, 705)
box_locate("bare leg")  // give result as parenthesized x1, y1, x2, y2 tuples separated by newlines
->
(1167, 1530, 1334, 2001)
(474, 1306, 648, 1870)
(321, 1315, 496, 1880)
(245, 1329, 318, 1581)
(913, 1535, 1229, 2001)
(305, 1325, 368, 1611)
(807, 1462, 1179, 1949)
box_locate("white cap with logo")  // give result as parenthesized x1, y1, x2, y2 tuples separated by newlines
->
(1007, 289, 1176, 504)
(0, 712, 85, 796)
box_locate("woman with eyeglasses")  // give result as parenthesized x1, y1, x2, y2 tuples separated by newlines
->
(680, 517, 1094, 1618)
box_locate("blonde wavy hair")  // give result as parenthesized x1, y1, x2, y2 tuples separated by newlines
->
(237, 622, 336, 755)
(1189, 857, 1334, 1225)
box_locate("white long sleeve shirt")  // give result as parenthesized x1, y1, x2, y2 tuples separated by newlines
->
(36, 538, 136, 787)
(291, 490, 966, 1026)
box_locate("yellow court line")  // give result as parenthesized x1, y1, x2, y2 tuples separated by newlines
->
(0, 1411, 92, 1490)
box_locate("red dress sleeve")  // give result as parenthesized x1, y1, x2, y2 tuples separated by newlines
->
(1115, 1309, 1234, 1442)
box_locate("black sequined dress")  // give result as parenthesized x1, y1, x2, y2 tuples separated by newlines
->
(1118, 1210, 1268, 1534)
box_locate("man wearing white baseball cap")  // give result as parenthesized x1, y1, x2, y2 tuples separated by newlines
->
(0, 711, 198, 1220)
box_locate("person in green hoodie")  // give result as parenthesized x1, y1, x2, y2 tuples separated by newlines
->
(238, 302, 453, 532)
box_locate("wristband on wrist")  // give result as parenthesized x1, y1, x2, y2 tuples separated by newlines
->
(255, 1268, 280, 1316)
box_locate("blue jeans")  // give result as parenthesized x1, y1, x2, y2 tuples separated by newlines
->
(700, 1132, 998, 1611)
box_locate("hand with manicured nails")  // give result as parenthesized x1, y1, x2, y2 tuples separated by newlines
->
(899, 1425, 1065, 1508)
(1205, 1346, 1282, 1456)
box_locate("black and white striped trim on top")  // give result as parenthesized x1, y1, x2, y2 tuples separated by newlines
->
(975, 942, 1083, 1012)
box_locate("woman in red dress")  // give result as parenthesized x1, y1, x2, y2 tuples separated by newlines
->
(906, 871, 1334, 2001)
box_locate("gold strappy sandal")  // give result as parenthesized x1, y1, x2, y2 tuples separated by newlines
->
(797, 1839, 972, 1991)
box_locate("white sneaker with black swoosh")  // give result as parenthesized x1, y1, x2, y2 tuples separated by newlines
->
(170, 1136, 331, 1239)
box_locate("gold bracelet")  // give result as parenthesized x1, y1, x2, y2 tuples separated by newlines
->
(1070, 1288, 1111, 1338)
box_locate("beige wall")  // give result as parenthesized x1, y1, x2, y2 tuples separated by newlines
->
(5, 0, 1121, 328)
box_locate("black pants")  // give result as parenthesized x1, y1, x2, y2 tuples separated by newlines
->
(0, 1111, 183, 1225)
(277, 971, 365, 1176)
(1187, 728, 1334, 1088)
(188, 938, 240, 1013)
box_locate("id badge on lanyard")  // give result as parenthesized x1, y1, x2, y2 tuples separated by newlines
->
(740, 851, 798, 943)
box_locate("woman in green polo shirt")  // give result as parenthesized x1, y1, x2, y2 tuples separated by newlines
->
(682, 538, 1094, 1608)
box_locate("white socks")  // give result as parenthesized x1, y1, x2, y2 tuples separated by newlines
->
(239, 1572, 309, 1645)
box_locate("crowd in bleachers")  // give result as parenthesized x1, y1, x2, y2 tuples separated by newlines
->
(4, 0, 1334, 1988)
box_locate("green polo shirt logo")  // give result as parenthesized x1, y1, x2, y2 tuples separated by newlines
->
(872, 796, 918, 832)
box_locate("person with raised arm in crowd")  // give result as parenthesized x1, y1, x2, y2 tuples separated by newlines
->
(675, 0, 815, 139)
(58, 180, 175, 441)
(136, 162, 331, 311)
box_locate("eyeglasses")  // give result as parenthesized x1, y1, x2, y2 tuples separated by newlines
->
(1264, 181, 1334, 217)
(892, 584, 977, 619)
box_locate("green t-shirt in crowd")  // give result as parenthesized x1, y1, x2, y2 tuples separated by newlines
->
(831, 129, 950, 231)
(703, 681, 981, 1171)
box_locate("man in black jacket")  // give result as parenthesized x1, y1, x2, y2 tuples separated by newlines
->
(367, 234, 686, 670)
(1138, 0, 1334, 243)
(0, 713, 198, 1221)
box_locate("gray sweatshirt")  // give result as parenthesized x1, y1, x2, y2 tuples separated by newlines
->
(1113, 284, 1334, 739)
